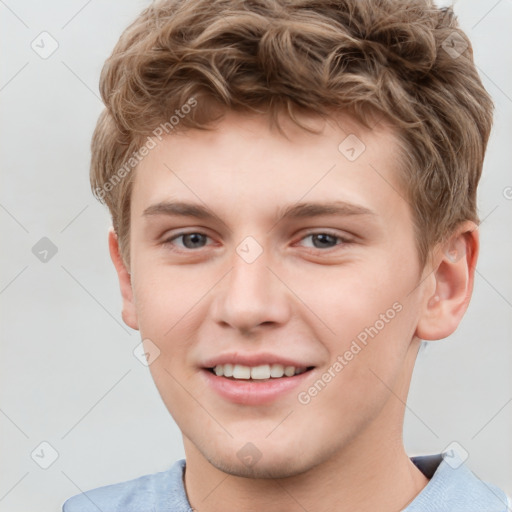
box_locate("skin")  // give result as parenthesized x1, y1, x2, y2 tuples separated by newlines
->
(109, 110, 478, 512)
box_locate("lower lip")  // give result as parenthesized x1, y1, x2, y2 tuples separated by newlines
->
(201, 368, 314, 405)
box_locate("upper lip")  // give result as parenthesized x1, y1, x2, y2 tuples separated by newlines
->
(201, 352, 315, 369)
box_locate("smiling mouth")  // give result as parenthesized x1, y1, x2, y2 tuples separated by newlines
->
(206, 363, 315, 381)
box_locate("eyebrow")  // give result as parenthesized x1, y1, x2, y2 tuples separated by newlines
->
(143, 200, 376, 222)
(277, 201, 375, 220)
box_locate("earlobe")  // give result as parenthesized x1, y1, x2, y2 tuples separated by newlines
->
(415, 222, 479, 341)
(108, 227, 139, 331)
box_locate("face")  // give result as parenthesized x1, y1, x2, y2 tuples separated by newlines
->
(118, 111, 433, 478)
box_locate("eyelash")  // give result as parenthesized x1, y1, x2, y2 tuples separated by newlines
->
(162, 230, 353, 252)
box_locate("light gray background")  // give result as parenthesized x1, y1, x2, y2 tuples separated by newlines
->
(1, 0, 511, 510)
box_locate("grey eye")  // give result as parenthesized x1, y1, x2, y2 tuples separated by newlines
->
(179, 233, 208, 249)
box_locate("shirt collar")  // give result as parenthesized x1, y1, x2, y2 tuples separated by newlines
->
(404, 451, 509, 511)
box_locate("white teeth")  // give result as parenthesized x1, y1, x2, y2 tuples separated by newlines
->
(284, 366, 295, 377)
(250, 365, 271, 380)
(232, 364, 251, 379)
(212, 363, 308, 379)
(223, 363, 234, 377)
(270, 363, 285, 378)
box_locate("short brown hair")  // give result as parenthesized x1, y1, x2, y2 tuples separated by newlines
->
(91, 0, 493, 268)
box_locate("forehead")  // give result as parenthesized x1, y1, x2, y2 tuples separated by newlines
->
(131, 110, 407, 224)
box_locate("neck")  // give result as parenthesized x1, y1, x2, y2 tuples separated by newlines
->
(183, 422, 429, 512)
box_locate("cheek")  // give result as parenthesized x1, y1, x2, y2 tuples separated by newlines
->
(131, 264, 216, 387)
(293, 262, 407, 334)
(297, 257, 418, 385)
(298, 307, 416, 433)
(132, 261, 200, 337)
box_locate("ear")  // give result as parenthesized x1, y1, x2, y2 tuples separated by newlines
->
(108, 227, 139, 331)
(415, 221, 479, 341)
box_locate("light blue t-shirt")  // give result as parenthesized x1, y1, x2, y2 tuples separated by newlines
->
(63, 451, 511, 511)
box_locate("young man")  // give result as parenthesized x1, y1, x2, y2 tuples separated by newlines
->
(63, 0, 510, 510)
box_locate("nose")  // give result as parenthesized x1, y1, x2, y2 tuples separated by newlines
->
(211, 243, 291, 334)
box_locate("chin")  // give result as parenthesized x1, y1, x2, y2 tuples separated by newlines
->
(205, 446, 319, 480)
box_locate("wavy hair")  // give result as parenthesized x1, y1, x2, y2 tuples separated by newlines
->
(91, 0, 493, 267)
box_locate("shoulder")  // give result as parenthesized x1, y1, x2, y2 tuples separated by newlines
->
(62, 459, 190, 512)
(407, 452, 511, 512)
